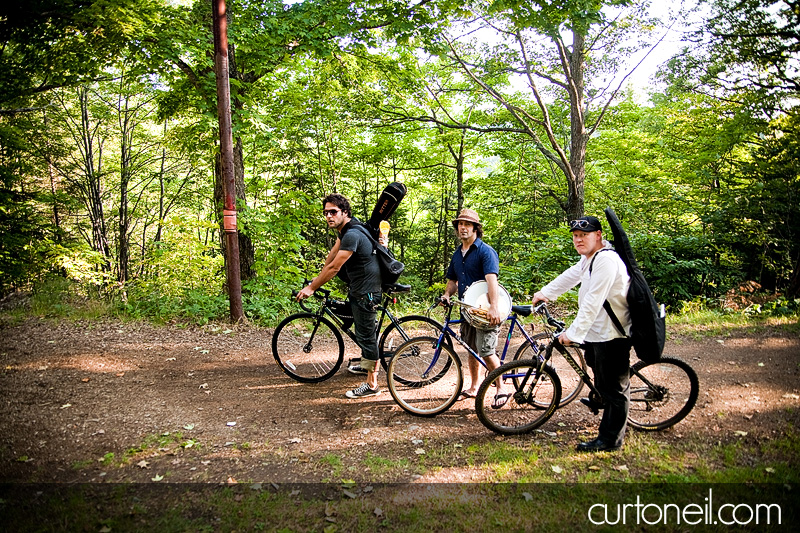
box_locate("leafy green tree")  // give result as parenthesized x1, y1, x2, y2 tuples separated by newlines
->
(399, 0, 665, 220)
(0, 1, 161, 110)
(663, 0, 799, 113)
(656, 0, 800, 298)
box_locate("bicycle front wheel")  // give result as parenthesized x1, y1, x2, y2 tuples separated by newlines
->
(476, 359, 562, 435)
(272, 313, 344, 383)
(379, 315, 448, 372)
(513, 333, 586, 407)
(627, 356, 699, 431)
(386, 336, 462, 417)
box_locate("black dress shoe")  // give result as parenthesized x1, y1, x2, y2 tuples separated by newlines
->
(579, 397, 605, 414)
(576, 438, 621, 452)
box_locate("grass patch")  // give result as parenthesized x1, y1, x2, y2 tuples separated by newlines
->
(669, 309, 799, 339)
(384, 430, 800, 486)
(2, 482, 796, 532)
(319, 453, 344, 480)
(363, 453, 410, 475)
(68, 431, 201, 471)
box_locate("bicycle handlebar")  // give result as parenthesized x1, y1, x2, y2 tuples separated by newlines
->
(533, 302, 567, 331)
(293, 281, 332, 313)
(532, 302, 586, 348)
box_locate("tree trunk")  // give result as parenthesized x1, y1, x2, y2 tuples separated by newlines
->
(42, 111, 62, 242)
(154, 122, 167, 244)
(566, 29, 587, 220)
(214, 136, 255, 282)
(117, 90, 133, 285)
(455, 146, 464, 215)
(77, 88, 111, 274)
(232, 136, 255, 281)
(787, 253, 800, 298)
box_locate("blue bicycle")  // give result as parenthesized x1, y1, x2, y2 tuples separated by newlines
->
(385, 298, 587, 417)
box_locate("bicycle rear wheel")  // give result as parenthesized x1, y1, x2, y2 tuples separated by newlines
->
(386, 336, 462, 417)
(379, 315, 448, 372)
(513, 333, 586, 407)
(271, 313, 344, 383)
(476, 359, 562, 435)
(627, 356, 699, 431)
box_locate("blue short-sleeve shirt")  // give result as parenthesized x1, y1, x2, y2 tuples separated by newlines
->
(445, 238, 500, 298)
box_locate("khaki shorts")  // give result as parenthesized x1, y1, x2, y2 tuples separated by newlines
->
(460, 320, 499, 358)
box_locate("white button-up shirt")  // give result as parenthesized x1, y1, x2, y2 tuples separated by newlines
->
(540, 242, 631, 344)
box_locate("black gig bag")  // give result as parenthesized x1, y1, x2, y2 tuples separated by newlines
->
(600, 207, 666, 363)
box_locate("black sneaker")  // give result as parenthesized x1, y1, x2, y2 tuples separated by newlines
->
(576, 438, 621, 452)
(347, 364, 368, 376)
(345, 383, 381, 399)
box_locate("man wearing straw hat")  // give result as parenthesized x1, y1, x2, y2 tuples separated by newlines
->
(440, 209, 509, 408)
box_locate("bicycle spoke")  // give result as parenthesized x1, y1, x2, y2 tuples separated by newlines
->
(272, 314, 344, 382)
(514, 333, 585, 407)
(627, 357, 699, 431)
(387, 337, 462, 417)
(379, 315, 447, 372)
(476, 359, 561, 435)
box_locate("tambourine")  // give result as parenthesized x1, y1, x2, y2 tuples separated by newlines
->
(455, 280, 512, 330)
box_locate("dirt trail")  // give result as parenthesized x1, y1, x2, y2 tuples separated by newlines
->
(1, 317, 798, 483)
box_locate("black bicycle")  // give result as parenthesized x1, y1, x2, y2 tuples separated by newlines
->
(475, 303, 700, 435)
(272, 283, 448, 383)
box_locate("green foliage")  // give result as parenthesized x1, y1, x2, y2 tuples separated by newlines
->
(741, 297, 800, 318)
(1, 0, 797, 326)
(134, 216, 223, 296)
(628, 232, 721, 308)
(499, 228, 578, 299)
(29, 276, 80, 316)
(0, 0, 162, 107)
(663, 0, 799, 113)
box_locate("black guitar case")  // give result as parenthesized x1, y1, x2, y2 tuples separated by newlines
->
(603, 207, 666, 362)
(365, 182, 407, 237)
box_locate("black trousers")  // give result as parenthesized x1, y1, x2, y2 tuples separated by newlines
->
(584, 338, 633, 447)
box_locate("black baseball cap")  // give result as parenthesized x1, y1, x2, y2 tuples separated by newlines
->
(568, 216, 602, 232)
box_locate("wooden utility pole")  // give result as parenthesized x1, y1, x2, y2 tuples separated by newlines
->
(212, 0, 243, 321)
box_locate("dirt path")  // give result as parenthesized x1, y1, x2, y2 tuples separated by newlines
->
(1, 317, 798, 483)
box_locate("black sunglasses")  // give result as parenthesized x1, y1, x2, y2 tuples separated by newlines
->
(323, 208, 341, 216)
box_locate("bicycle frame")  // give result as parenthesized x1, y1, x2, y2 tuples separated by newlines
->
(300, 288, 401, 347)
(514, 304, 665, 409)
(430, 302, 539, 372)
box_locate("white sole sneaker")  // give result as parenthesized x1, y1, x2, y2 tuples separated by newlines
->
(345, 383, 381, 398)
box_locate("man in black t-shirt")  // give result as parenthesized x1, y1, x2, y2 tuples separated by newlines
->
(296, 193, 383, 399)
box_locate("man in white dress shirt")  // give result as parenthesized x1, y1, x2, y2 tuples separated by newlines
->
(532, 215, 632, 452)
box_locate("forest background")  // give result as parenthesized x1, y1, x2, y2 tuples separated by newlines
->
(1, 0, 798, 325)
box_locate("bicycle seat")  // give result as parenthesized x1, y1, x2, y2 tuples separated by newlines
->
(512, 304, 533, 317)
(383, 283, 411, 295)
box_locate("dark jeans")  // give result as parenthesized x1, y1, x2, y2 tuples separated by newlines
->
(584, 337, 633, 447)
(351, 291, 380, 372)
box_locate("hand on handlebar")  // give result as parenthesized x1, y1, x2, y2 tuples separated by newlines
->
(557, 332, 575, 347)
(296, 284, 314, 302)
(532, 291, 549, 306)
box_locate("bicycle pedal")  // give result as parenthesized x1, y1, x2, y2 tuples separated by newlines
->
(579, 397, 604, 414)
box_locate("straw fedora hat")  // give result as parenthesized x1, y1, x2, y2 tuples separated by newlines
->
(451, 208, 482, 229)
